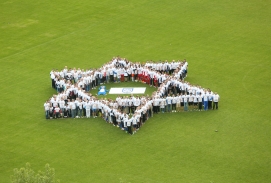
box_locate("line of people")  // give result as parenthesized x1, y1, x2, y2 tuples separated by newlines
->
(44, 90, 219, 135)
(49, 57, 188, 93)
(45, 57, 219, 135)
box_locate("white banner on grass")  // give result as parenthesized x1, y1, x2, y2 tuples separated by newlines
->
(109, 87, 146, 94)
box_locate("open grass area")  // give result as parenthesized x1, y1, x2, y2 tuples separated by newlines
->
(1, 0, 271, 182)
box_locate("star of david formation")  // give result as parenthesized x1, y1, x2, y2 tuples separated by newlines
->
(44, 57, 220, 135)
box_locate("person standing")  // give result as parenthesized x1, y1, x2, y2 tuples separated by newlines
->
(124, 68, 128, 82)
(117, 112, 122, 128)
(172, 95, 177, 112)
(92, 100, 98, 118)
(188, 93, 194, 111)
(101, 69, 106, 84)
(59, 98, 65, 118)
(133, 96, 140, 113)
(54, 106, 61, 118)
(136, 111, 141, 130)
(109, 67, 114, 82)
(91, 73, 96, 89)
(182, 93, 188, 111)
(149, 69, 154, 87)
(86, 74, 91, 92)
(198, 93, 203, 111)
(44, 100, 50, 119)
(49, 104, 54, 119)
(85, 100, 91, 118)
(50, 70, 56, 89)
(208, 90, 213, 110)
(74, 98, 80, 117)
(131, 114, 137, 133)
(213, 92, 220, 110)
(127, 97, 133, 115)
(63, 104, 68, 118)
(179, 93, 184, 111)
(127, 117, 133, 135)
(193, 94, 198, 111)
(153, 97, 159, 114)
(160, 97, 166, 113)
(77, 99, 83, 118)
(82, 99, 87, 117)
(70, 99, 76, 118)
(176, 94, 181, 112)
(166, 95, 172, 112)
(123, 113, 129, 132)
(109, 107, 114, 124)
(203, 91, 209, 111)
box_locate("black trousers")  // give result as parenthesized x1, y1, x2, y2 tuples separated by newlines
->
(208, 101, 212, 109)
(172, 104, 176, 110)
(199, 102, 203, 110)
(150, 78, 153, 86)
(128, 126, 132, 134)
(102, 76, 106, 83)
(52, 79, 55, 88)
(213, 102, 218, 109)
(113, 116, 117, 125)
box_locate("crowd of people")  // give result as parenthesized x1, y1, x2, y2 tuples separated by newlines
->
(44, 57, 220, 135)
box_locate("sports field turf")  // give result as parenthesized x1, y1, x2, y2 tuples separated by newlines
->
(1, 0, 271, 182)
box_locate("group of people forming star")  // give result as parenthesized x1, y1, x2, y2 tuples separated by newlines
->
(44, 56, 220, 135)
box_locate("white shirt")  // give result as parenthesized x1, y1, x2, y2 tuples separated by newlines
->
(70, 102, 76, 110)
(172, 97, 178, 104)
(203, 93, 209, 101)
(182, 95, 188, 102)
(59, 100, 65, 108)
(44, 103, 50, 110)
(166, 96, 172, 104)
(188, 95, 194, 102)
(213, 94, 220, 102)
(85, 102, 91, 110)
(193, 95, 198, 102)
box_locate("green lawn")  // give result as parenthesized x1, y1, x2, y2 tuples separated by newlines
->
(1, 0, 271, 182)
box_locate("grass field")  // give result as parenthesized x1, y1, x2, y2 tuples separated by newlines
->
(1, 0, 271, 182)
